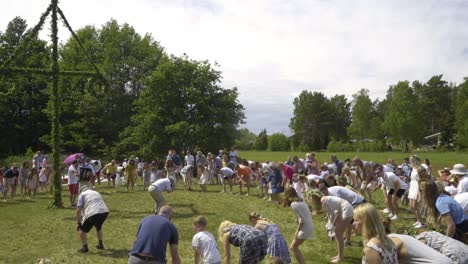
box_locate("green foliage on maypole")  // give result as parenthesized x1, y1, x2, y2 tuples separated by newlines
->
(50, 0, 62, 207)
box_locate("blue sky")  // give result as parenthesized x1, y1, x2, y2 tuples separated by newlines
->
(2, 0, 468, 135)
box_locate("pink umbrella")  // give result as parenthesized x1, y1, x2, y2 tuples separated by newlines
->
(63, 153, 84, 165)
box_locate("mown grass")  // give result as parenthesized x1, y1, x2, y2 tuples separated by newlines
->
(1, 151, 460, 263)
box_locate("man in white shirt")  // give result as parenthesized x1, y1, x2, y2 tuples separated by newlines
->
(148, 177, 175, 214)
(377, 165, 408, 220)
(220, 167, 235, 193)
(76, 186, 109, 253)
(451, 164, 468, 194)
(68, 160, 79, 207)
(185, 151, 195, 166)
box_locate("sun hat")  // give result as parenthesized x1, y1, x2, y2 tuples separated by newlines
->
(450, 164, 467, 175)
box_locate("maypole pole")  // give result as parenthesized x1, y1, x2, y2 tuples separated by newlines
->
(50, 0, 62, 207)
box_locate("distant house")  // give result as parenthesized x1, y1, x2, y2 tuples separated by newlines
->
(424, 132, 441, 147)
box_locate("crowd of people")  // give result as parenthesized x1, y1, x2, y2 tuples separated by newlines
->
(1, 148, 468, 263)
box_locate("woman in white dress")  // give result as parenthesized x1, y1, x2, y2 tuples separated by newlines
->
(408, 156, 425, 229)
(197, 164, 209, 192)
(283, 188, 314, 264)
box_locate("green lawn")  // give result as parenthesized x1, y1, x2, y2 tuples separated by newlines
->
(1, 151, 461, 263)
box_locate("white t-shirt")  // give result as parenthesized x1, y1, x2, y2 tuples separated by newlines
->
(383, 172, 408, 191)
(68, 165, 79, 185)
(192, 231, 222, 264)
(328, 186, 365, 205)
(454, 192, 468, 215)
(220, 167, 234, 177)
(445, 185, 458, 196)
(151, 178, 172, 192)
(91, 160, 102, 172)
(77, 190, 109, 224)
(261, 163, 270, 170)
(457, 176, 468, 194)
(185, 155, 194, 166)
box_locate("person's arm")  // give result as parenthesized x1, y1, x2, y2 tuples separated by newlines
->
(194, 248, 200, 264)
(363, 246, 383, 264)
(442, 213, 456, 237)
(169, 244, 181, 264)
(75, 207, 82, 231)
(223, 232, 231, 264)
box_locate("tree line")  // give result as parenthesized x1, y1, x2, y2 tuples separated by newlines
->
(238, 77, 468, 152)
(0, 17, 244, 160)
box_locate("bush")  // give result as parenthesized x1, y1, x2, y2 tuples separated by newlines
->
(268, 133, 290, 151)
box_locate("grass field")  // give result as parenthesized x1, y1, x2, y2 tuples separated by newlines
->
(1, 151, 463, 263)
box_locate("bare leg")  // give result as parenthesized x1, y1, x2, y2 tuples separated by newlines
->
(291, 238, 306, 264)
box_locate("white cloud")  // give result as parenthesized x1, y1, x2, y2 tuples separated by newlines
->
(2, 0, 468, 134)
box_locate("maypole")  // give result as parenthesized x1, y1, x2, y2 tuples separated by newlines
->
(0, 0, 107, 207)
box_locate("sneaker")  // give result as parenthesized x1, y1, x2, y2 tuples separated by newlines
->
(96, 244, 104, 250)
(382, 208, 390, 214)
(388, 213, 394, 218)
(390, 215, 399, 220)
(78, 247, 89, 253)
(344, 240, 352, 247)
(245, 193, 249, 197)
(414, 223, 426, 229)
(413, 221, 420, 226)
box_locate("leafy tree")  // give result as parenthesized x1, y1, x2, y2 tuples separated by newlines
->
(254, 129, 268, 151)
(289, 91, 332, 149)
(234, 128, 256, 150)
(327, 95, 351, 141)
(115, 55, 244, 159)
(347, 89, 373, 140)
(268, 133, 290, 151)
(58, 20, 164, 155)
(0, 17, 50, 157)
(414, 75, 454, 147)
(382, 81, 421, 151)
(455, 78, 468, 149)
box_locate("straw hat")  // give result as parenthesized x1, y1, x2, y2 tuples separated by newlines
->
(450, 164, 467, 176)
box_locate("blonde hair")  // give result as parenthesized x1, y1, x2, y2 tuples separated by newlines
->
(353, 203, 394, 250)
(409, 155, 420, 167)
(218, 220, 236, 242)
(248, 212, 272, 223)
(283, 187, 303, 207)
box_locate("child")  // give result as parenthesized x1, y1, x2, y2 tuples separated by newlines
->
(39, 165, 51, 192)
(198, 164, 209, 192)
(28, 167, 39, 198)
(259, 169, 269, 199)
(292, 173, 304, 199)
(192, 216, 222, 264)
(180, 165, 194, 191)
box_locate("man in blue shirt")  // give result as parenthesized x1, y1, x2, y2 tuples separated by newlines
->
(129, 206, 181, 264)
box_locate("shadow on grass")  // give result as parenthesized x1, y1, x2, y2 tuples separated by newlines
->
(91, 248, 129, 259)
